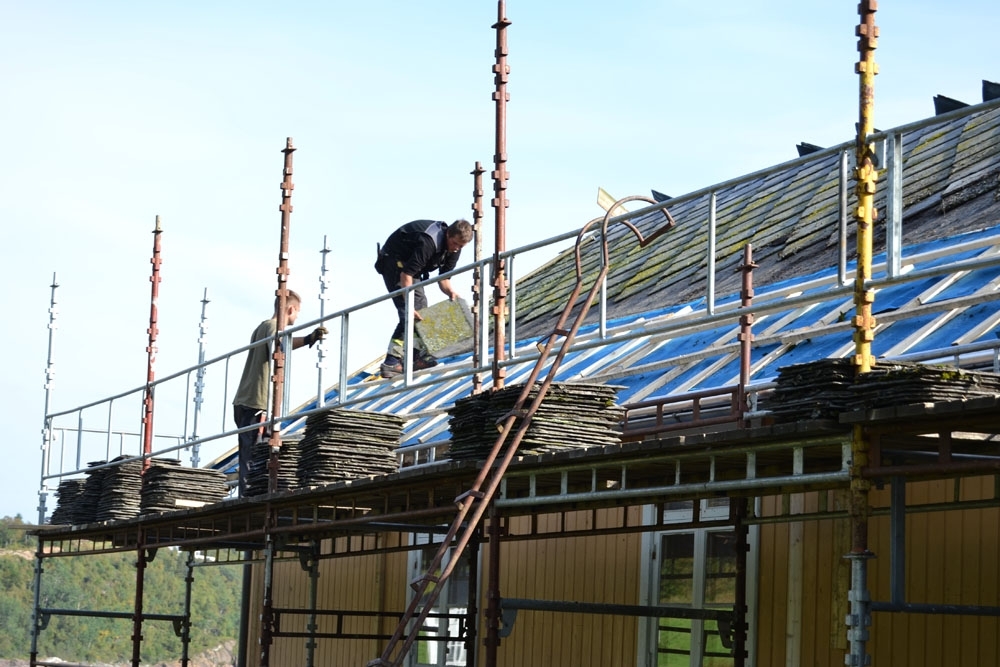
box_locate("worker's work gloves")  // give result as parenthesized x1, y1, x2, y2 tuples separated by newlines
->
(305, 326, 328, 348)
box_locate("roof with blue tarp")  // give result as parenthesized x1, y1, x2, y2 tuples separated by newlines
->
(212, 100, 1000, 476)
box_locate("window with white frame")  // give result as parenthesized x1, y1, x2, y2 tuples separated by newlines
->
(639, 500, 758, 667)
(407, 536, 475, 667)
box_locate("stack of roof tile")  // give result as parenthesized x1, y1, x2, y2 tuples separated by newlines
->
(70, 460, 112, 524)
(764, 359, 860, 422)
(766, 359, 1000, 422)
(447, 382, 624, 460)
(140, 459, 229, 514)
(95, 455, 145, 522)
(854, 361, 1000, 405)
(49, 478, 87, 525)
(246, 438, 301, 496)
(297, 409, 404, 486)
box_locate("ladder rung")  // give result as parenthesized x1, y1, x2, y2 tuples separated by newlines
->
(455, 489, 485, 504)
(498, 409, 528, 423)
(410, 573, 439, 591)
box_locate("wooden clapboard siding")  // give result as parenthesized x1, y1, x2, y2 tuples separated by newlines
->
(757, 494, 791, 667)
(757, 479, 1000, 667)
(249, 478, 1000, 665)
(246, 533, 407, 667)
(491, 508, 642, 667)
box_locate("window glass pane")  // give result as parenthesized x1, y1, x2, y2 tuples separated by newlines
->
(703, 620, 735, 666)
(704, 532, 737, 606)
(412, 543, 468, 667)
(418, 545, 443, 605)
(447, 553, 470, 607)
(662, 500, 694, 523)
(657, 617, 692, 666)
(659, 533, 695, 604)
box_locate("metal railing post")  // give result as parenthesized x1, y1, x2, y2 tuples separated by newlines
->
(886, 130, 904, 277)
(839, 151, 850, 285)
(708, 191, 717, 315)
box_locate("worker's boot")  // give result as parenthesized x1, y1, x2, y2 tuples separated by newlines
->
(380, 358, 404, 378)
(413, 352, 438, 370)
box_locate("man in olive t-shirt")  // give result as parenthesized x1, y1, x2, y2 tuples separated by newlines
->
(232, 290, 326, 495)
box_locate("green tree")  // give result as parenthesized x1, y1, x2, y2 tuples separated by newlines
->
(1, 546, 242, 662)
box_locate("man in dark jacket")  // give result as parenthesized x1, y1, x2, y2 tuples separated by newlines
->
(374, 219, 473, 378)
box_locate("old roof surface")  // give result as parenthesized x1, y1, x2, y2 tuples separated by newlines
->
(265, 98, 1000, 461)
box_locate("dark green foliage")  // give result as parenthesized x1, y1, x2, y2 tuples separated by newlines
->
(0, 516, 241, 662)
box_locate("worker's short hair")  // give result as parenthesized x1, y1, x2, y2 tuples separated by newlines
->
(448, 219, 473, 244)
(273, 289, 301, 313)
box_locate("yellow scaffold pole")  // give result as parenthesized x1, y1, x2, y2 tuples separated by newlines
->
(847, 3, 879, 666)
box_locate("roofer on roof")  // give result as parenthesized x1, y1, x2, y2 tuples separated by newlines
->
(374, 219, 473, 379)
(232, 290, 326, 495)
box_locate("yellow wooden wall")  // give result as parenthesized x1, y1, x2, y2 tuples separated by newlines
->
(246, 532, 408, 667)
(755, 476, 1000, 667)
(246, 508, 643, 666)
(245, 478, 1000, 666)
(491, 507, 644, 667)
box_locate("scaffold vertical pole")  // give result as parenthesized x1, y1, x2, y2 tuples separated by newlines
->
(29, 532, 45, 667)
(852, 0, 878, 374)
(142, 216, 163, 472)
(259, 530, 279, 667)
(130, 533, 149, 667)
(471, 161, 486, 395)
(490, 0, 511, 390)
(847, 2, 878, 665)
(181, 550, 195, 667)
(732, 497, 749, 667)
(268, 138, 296, 494)
(465, 527, 481, 667)
(38, 272, 59, 525)
(190, 288, 209, 468)
(484, 503, 502, 667)
(305, 541, 320, 667)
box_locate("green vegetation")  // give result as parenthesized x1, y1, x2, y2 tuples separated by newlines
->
(0, 516, 241, 663)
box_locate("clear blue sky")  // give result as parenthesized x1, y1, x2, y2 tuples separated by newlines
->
(1, 1, 996, 522)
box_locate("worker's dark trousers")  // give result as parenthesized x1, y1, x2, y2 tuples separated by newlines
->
(232, 405, 265, 496)
(381, 267, 428, 359)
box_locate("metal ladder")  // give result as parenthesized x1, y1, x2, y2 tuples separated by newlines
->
(370, 198, 672, 666)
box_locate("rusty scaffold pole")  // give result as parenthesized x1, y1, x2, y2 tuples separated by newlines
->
(142, 216, 163, 472)
(260, 138, 296, 667)
(130, 530, 149, 667)
(847, 3, 878, 666)
(471, 161, 486, 394)
(490, 0, 511, 390)
(268, 137, 296, 494)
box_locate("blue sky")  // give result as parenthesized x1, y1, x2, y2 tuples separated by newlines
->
(1, 1, 997, 522)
